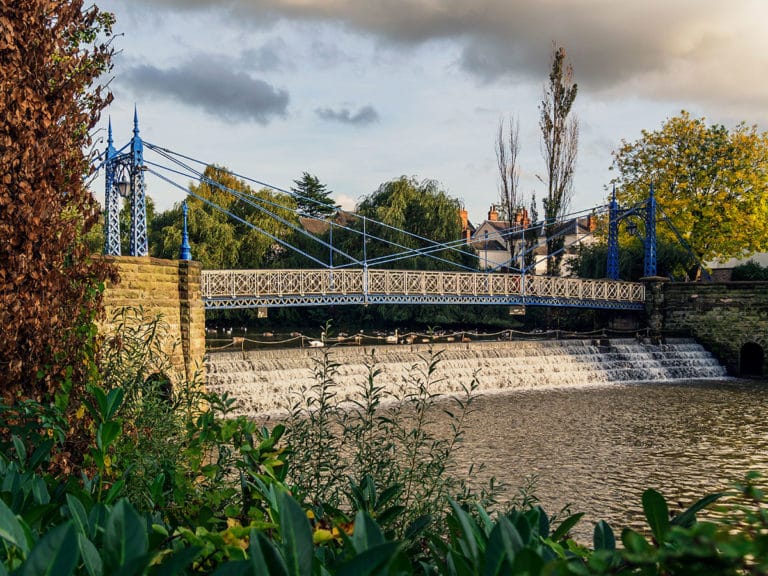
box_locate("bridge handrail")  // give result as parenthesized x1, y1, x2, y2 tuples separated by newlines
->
(201, 269, 645, 303)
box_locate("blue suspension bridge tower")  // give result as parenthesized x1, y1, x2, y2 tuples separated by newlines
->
(104, 109, 149, 256)
(606, 185, 657, 280)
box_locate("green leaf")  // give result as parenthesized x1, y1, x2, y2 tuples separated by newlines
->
(672, 492, 724, 528)
(103, 478, 126, 505)
(641, 489, 670, 543)
(483, 517, 522, 576)
(249, 529, 288, 576)
(148, 546, 203, 576)
(78, 533, 103, 576)
(351, 511, 385, 552)
(621, 528, 652, 555)
(448, 498, 480, 564)
(210, 560, 252, 576)
(66, 494, 90, 536)
(104, 388, 125, 421)
(28, 439, 54, 471)
(551, 512, 584, 541)
(593, 520, 615, 551)
(103, 499, 148, 573)
(96, 421, 122, 452)
(16, 522, 79, 576)
(0, 497, 29, 555)
(511, 548, 544, 574)
(403, 515, 431, 540)
(277, 491, 313, 576)
(11, 435, 26, 464)
(337, 542, 401, 576)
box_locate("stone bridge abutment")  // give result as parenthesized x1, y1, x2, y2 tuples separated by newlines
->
(100, 256, 206, 385)
(660, 282, 768, 377)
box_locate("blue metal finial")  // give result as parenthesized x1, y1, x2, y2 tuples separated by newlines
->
(133, 105, 139, 136)
(107, 117, 113, 147)
(179, 200, 192, 260)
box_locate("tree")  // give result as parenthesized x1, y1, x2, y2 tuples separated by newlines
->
(291, 172, 336, 218)
(611, 111, 768, 269)
(568, 239, 694, 281)
(0, 0, 115, 397)
(350, 176, 474, 270)
(496, 116, 522, 268)
(149, 165, 299, 270)
(540, 45, 578, 275)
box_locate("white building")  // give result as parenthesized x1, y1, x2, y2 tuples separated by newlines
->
(469, 206, 598, 276)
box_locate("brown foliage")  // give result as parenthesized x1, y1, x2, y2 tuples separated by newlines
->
(0, 0, 116, 399)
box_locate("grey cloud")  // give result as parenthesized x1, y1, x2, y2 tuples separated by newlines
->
(122, 58, 289, 123)
(316, 105, 379, 126)
(121, 0, 766, 113)
(239, 38, 293, 72)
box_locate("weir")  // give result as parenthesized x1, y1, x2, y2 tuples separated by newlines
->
(205, 338, 727, 416)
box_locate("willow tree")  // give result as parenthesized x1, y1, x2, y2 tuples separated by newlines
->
(611, 111, 768, 270)
(0, 0, 115, 397)
(351, 176, 473, 270)
(540, 46, 578, 275)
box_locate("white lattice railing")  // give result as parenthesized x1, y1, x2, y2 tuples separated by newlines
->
(201, 269, 645, 303)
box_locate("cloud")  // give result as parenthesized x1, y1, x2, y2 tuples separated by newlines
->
(120, 0, 768, 117)
(121, 58, 289, 123)
(334, 193, 357, 211)
(239, 38, 293, 72)
(316, 105, 379, 126)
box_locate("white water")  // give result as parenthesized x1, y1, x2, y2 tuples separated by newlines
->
(205, 338, 727, 416)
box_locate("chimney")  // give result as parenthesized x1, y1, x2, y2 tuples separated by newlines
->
(488, 207, 498, 222)
(459, 208, 468, 230)
(515, 207, 530, 229)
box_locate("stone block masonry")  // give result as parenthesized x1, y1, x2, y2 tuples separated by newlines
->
(100, 256, 206, 385)
(663, 282, 768, 376)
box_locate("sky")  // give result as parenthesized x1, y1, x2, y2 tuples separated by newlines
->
(94, 0, 768, 227)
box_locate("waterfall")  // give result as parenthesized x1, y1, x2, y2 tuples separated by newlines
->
(205, 338, 728, 417)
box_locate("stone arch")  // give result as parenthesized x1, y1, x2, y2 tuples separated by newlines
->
(739, 341, 764, 377)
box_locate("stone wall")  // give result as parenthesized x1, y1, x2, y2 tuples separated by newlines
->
(100, 256, 206, 385)
(662, 282, 768, 375)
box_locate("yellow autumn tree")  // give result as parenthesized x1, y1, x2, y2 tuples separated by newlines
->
(611, 111, 768, 266)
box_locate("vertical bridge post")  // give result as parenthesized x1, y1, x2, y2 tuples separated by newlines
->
(606, 185, 619, 280)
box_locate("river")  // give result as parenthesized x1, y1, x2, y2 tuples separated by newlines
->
(448, 379, 768, 537)
(206, 338, 766, 539)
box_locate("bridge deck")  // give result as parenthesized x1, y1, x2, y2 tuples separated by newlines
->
(201, 269, 646, 310)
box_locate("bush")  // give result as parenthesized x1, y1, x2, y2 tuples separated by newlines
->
(731, 260, 768, 281)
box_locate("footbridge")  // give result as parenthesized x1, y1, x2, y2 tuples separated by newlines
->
(201, 268, 645, 310)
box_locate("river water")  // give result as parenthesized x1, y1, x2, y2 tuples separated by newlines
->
(448, 379, 768, 537)
(207, 338, 766, 538)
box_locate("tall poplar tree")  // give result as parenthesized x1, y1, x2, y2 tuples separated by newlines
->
(540, 46, 578, 275)
(0, 0, 115, 397)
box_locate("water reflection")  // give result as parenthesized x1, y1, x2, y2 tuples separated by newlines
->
(448, 380, 768, 537)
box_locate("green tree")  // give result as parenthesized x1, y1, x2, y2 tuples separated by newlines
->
(0, 0, 115, 396)
(149, 165, 298, 270)
(540, 45, 579, 276)
(291, 172, 336, 218)
(611, 111, 768, 269)
(569, 239, 694, 281)
(348, 176, 475, 270)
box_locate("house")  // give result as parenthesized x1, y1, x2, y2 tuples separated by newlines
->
(469, 205, 597, 276)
